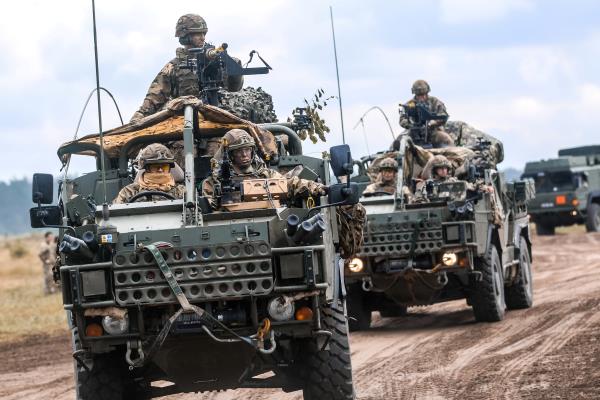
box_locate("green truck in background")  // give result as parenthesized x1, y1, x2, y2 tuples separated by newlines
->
(522, 145, 600, 235)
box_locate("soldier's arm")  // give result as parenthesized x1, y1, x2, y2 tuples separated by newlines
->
(428, 97, 449, 128)
(130, 62, 175, 122)
(113, 185, 134, 204)
(201, 178, 219, 210)
(399, 103, 412, 129)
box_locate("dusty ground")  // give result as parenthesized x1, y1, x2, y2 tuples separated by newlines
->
(2, 230, 599, 400)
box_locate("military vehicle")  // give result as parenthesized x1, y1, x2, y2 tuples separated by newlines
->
(522, 145, 600, 235)
(344, 135, 535, 330)
(29, 102, 360, 399)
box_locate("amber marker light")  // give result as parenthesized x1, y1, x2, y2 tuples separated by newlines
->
(572, 199, 579, 206)
(295, 306, 314, 321)
(555, 195, 567, 205)
(85, 323, 103, 337)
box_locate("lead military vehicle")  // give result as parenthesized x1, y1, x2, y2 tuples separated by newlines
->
(344, 133, 535, 330)
(29, 100, 360, 399)
(522, 145, 600, 235)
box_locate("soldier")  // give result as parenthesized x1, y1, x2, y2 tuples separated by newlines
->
(114, 144, 186, 204)
(413, 155, 455, 201)
(202, 129, 327, 209)
(38, 231, 57, 295)
(363, 157, 398, 196)
(399, 80, 454, 148)
(130, 14, 243, 122)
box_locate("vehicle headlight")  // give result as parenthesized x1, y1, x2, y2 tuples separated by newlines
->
(267, 296, 295, 321)
(102, 314, 129, 335)
(442, 252, 457, 266)
(348, 258, 364, 273)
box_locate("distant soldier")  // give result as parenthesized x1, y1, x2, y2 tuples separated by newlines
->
(399, 80, 454, 148)
(363, 157, 398, 196)
(114, 144, 186, 204)
(38, 232, 57, 295)
(130, 14, 244, 123)
(202, 129, 327, 209)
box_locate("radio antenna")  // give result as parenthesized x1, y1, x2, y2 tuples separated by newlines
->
(329, 6, 346, 144)
(91, 0, 108, 207)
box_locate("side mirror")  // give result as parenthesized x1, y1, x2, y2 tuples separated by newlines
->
(32, 173, 54, 204)
(30, 206, 62, 228)
(328, 183, 360, 205)
(329, 145, 353, 177)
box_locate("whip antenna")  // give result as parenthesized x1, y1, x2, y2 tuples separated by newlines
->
(329, 6, 346, 144)
(91, 0, 108, 207)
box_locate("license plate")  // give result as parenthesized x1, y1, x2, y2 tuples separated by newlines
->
(540, 202, 554, 208)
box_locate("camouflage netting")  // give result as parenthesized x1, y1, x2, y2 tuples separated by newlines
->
(217, 86, 278, 124)
(58, 96, 278, 162)
(445, 121, 504, 166)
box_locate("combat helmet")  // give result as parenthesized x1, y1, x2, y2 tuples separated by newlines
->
(429, 155, 452, 177)
(378, 157, 398, 171)
(224, 129, 256, 152)
(411, 79, 430, 95)
(137, 143, 176, 169)
(175, 14, 208, 38)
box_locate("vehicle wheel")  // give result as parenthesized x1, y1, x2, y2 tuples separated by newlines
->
(76, 354, 125, 400)
(76, 352, 148, 400)
(585, 203, 600, 232)
(346, 284, 371, 331)
(536, 222, 555, 236)
(470, 244, 506, 322)
(302, 301, 355, 400)
(505, 237, 533, 310)
(379, 305, 408, 318)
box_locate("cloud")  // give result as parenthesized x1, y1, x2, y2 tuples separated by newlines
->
(439, 0, 534, 24)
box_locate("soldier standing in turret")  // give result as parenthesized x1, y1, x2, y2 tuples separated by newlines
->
(131, 14, 244, 123)
(399, 80, 454, 148)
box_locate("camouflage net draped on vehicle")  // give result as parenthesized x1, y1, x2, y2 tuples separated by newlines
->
(217, 86, 278, 124)
(336, 203, 367, 259)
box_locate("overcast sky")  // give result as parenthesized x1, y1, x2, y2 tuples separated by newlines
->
(2, 0, 600, 181)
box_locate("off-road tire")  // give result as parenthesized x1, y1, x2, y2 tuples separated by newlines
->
(302, 302, 355, 400)
(505, 237, 533, 310)
(585, 203, 600, 232)
(470, 244, 506, 322)
(379, 305, 408, 318)
(346, 284, 371, 331)
(536, 221, 555, 236)
(76, 355, 125, 400)
(76, 352, 148, 400)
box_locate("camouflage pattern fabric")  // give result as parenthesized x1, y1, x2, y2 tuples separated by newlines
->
(445, 121, 504, 167)
(113, 182, 186, 204)
(201, 156, 326, 210)
(38, 241, 57, 295)
(131, 48, 276, 124)
(399, 95, 449, 131)
(362, 180, 396, 195)
(337, 203, 367, 259)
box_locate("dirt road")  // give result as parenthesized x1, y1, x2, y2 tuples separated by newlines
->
(2, 231, 599, 400)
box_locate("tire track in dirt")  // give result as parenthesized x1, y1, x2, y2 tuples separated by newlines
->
(1, 232, 600, 399)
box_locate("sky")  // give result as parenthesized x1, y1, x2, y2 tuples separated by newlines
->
(2, 0, 600, 181)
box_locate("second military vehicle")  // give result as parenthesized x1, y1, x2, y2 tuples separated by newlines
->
(522, 145, 600, 235)
(345, 135, 535, 330)
(29, 102, 359, 399)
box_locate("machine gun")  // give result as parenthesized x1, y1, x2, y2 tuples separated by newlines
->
(216, 140, 241, 205)
(180, 43, 271, 106)
(401, 101, 447, 147)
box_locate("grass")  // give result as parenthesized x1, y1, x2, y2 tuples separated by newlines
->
(0, 234, 67, 342)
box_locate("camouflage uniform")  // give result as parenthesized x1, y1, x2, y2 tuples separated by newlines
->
(413, 155, 457, 201)
(363, 157, 397, 195)
(399, 80, 453, 147)
(38, 236, 57, 295)
(114, 144, 186, 204)
(202, 129, 326, 209)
